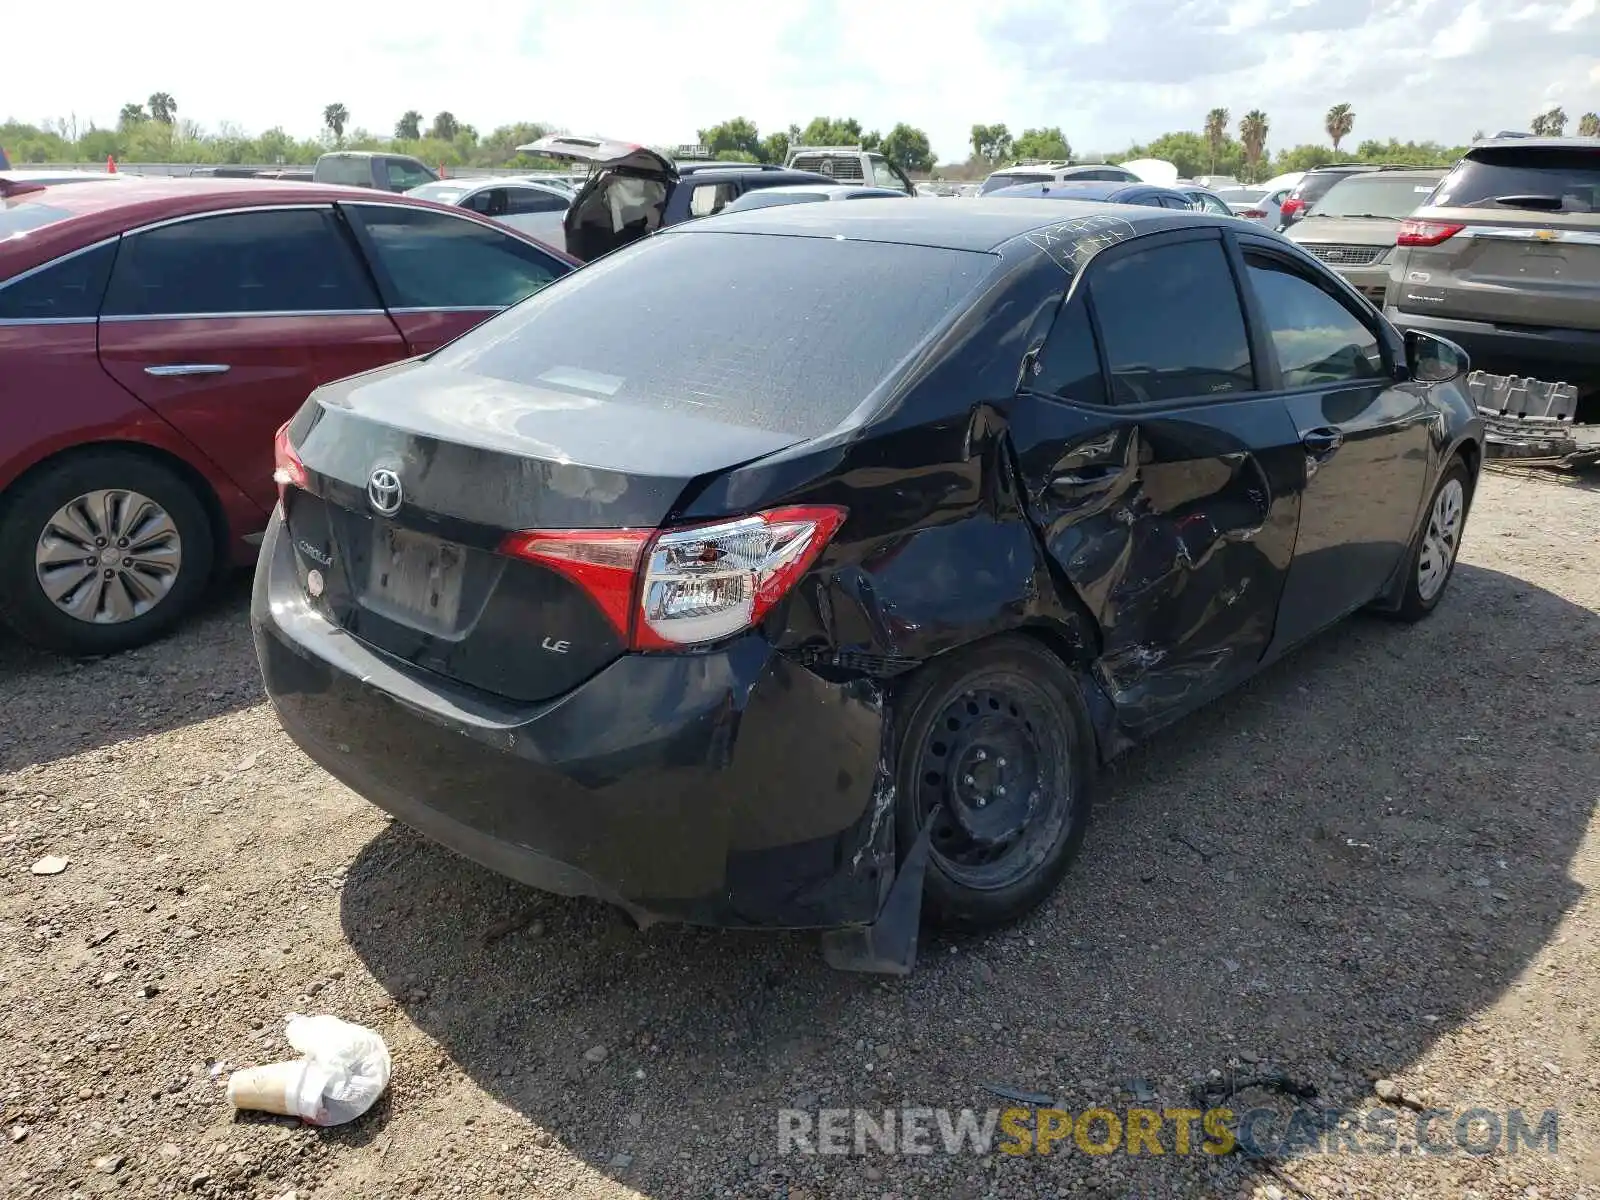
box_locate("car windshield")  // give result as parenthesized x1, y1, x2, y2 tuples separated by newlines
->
(0, 198, 75, 239)
(1314, 175, 1442, 218)
(1432, 149, 1600, 213)
(432, 231, 999, 438)
(406, 183, 472, 204)
(981, 172, 1050, 194)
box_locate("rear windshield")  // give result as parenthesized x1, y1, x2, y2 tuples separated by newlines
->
(981, 172, 1050, 194)
(1313, 174, 1442, 218)
(1, 198, 74, 240)
(1297, 170, 1370, 203)
(1214, 188, 1265, 204)
(1432, 149, 1600, 213)
(432, 231, 998, 437)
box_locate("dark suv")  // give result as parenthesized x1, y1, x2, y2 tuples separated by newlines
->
(1385, 137, 1600, 410)
(1278, 163, 1384, 228)
(519, 135, 837, 261)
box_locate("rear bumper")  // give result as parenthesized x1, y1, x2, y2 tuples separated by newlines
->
(251, 514, 894, 930)
(1384, 309, 1600, 391)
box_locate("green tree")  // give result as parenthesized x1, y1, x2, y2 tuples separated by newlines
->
(118, 103, 148, 129)
(1012, 126, 1070, 162)
(714, 149, 759, 163)
(1531, 107, 1567, 135)
(698, 116, 762, 160)
(880, 123, 934, 171)
(799, 116, 864, 147)
(322, 103, 349, 142)
(429, 111, 459, 141)
(759, 129, 792, 165)
(1324, 102, 1354, 154)
(969, 123, 1013, 162)
(1203, 108, 1229, 173)
(1238, 110, 1270, 182)
(147, 93, 177, 124)
(1272, 143, 1338, 173)
(1580, 112, 1600, 138)
(1134, 131, 1211, 178)
(395, 110, 423, 140)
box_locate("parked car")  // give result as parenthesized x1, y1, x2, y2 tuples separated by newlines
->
(1278, 164, 1384, 228)
(312, 151, 438, 194)
(404, 177, 571, 246)
(978, 161, 1140, 195)
(1173, 186, 1239, 217)
(783, 145, 916, 194)
(255, 198, 1483, 973)
(1386, 137, 1600, 409)
(1285, 168, 1447, 305)
(519, 134, 836, 261)
(987, 180, 1219, 210)
(0, 177, 575, 655)
(1214, 185, 1294, 227)
(718, 183, 910, 213)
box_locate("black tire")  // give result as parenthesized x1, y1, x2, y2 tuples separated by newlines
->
(1392, 456, 1472, 624)
(0, 451, 214, 656)
(892, 634, 1095, 931)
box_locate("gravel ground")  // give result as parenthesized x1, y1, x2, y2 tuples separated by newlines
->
(2, 467, 1597, 1200)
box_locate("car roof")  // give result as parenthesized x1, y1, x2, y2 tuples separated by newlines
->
(742, 184, 905, 198)
(672, 196, 1218, 254)
(987, 181, 1174, 203)
(1470, 136, 1597, 152)
(1327, 167, 1446, 182)
(0, 176, 562, 279)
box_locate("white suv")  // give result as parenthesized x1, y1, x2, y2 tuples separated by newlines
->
(978, 162, 1140, 196)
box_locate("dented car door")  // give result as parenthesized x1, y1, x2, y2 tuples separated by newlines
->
(1009, 228, 1304, 736)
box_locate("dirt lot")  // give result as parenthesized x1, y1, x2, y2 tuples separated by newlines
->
(2, 469, 1597, 1200)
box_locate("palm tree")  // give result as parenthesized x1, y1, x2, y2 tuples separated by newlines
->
(429, 111, 459, 141)
(147, 93, 177, 124)
(118, 103, 148, 128)
(1203, 108, 1230, 173)
(395, 110, 423, 140)
(1239, 110, 1270, 183)
(323, 103, 350, 142)
(1580, 112, 1600, 138)
(1324, 103, 1354, 154)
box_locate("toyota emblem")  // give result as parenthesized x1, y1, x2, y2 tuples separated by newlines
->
(367, 467, 402, 517)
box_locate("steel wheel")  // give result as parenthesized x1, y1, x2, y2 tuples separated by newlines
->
(911, 677, 1075, 893)
(34, 489, 183, 624)
(1416, 476, 1464, 602)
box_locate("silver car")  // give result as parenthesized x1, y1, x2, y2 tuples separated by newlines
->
(718, 184, 909, 213)
(1214, 185, 1293, 227)
(404, 178, 571, 248)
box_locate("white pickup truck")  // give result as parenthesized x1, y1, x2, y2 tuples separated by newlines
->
(783, 145, 916, 195)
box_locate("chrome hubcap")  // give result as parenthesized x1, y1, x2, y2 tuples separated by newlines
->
(34, 489, 183, 624)
(1416, 478, 1464, 602)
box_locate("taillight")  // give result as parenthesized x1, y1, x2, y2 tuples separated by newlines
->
(1397, 219, 1464, 247)
(272, 421, 307, 505)
(498, 504, 847, 650)
(1279, 197, 1305, 220)
(1241, 208, 1267, 218)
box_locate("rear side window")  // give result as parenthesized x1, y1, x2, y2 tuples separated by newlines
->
(315, 156, 372, 187)
(345, 204, 564, 309)
(1088, 237, 1253, 404)
(432, 232, 998, 437)
(506, 188, 567, 214)
(101, 209, 378, 317)
(690, 182, 738, 217)
(1033, 293, 1107, 405)
(0, 242, 116, 320)
(1244, 255, 1383, 387)
(1432, 149, 1600, 213)
(982, 172, 1049, 194)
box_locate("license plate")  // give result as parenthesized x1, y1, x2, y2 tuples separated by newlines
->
(365, 526, 465, 631)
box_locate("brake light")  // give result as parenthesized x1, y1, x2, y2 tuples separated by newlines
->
(1279, 196, 1305, 220)
(272, 421, 307, 504)
(1397, 219, 1464, 247)
(1241, 208, 1268, 218)
(499, 505, 847, 650)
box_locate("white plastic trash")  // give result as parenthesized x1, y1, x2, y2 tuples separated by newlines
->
(227, 1014, 392, 1126)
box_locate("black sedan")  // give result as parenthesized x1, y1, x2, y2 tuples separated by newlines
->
(254, 200, 1483, 974)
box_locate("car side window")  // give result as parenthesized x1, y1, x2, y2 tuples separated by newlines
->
(101, 208, 379, 317)
(344, 204, 565, 309)
(505, 188, 567, 214)
(1088, 237, 1254, 404)
(0, 242, 117, 321)
(690, 182, 738, 217)
(1243, 253, 1384, 387)
(384, 159, 434, 192)
(868, 155, 901, 190)
(1032, 292, 1107, 406)
(460, 189, 500, 215)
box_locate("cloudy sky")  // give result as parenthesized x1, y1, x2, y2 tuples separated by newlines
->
(8, 0, 1598, 160)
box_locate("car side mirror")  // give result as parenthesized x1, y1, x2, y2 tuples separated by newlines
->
(1405, 330, 1469, 384)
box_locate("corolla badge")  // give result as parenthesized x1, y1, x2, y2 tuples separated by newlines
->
(367, 467, 402, 517)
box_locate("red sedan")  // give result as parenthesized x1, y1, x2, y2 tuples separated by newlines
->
(0, 176, 575, 655)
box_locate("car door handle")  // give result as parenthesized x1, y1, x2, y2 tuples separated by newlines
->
(144, 363, 231, 377)
(1301, 427, 1344, 456)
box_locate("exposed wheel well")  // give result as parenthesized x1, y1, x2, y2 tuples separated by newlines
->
(0, 441, 231, 573)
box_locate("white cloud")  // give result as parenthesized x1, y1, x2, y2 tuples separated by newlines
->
(5, 0, 1597, 163)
